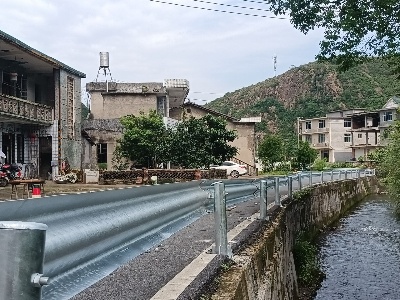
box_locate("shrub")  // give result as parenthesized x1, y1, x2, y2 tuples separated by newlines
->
(311, 158, 327, 171)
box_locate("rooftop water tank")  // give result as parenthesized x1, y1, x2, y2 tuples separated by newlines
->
(99, 52, 109, 68)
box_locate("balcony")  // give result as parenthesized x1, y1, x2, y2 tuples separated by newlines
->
(0, 94, 53, 125)
(313, 142, 330, 149)
(301, 127, 329, 134)
(315, 127, 329, 133)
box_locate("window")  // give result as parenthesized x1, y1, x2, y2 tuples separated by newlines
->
(97, 143, 107, 163)
(305, 135, 312, 143)
(318, 119, 326, 128)
(383, 111, 393, 122)
(305, 121, 311, 129)
(222, 161, 234, 166)
(344, 118, 351, 127)
(67, 77, 75, 139)
(358, 133, 362, 138)
(318, 134, 325, 143)
(16, 134, 24, 163)
(344, 133, 351, 143)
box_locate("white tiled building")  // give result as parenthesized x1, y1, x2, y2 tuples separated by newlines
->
(298, 109, 366, 162)
(298, 97, 399, 162)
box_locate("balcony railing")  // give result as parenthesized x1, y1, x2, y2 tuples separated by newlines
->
(313, 142, 330, 148)
(301, 127, 330, 134)
(0, 94, 53, 124)
(315, 127, 329, 133)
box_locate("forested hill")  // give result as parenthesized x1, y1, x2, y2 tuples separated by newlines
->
(205, 59, 400, 138)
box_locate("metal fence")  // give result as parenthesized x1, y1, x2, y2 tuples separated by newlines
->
(0, 168, 374, 300)
(210, 169, 375, 256)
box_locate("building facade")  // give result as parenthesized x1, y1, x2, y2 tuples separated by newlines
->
(298, 97, 399, 162)
(348, 96, 399, 159)
(298, 109, 365, 162)
(82, 80, 189, 170)
(83, 80, 260, 170)
(0, 30, 85, 178)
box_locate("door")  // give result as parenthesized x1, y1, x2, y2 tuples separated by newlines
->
(39, 136, 52, 179)
(2, 133, 15, 164)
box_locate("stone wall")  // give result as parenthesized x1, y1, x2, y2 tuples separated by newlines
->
(211, 176, 379, 300)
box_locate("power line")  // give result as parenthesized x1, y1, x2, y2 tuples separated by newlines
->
(242, 0, 269, 4)
(149, 0, 287, 19)
(189, 0, 271, 12)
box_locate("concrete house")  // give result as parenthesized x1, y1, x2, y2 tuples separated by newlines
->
(298, 96, 399, 162)
(298, 109, 365, 162)
(0, 30, 85, 178)
(83, 80, 260, 172)
(348, 96, 399, 159)
(82, 79, 189, 169)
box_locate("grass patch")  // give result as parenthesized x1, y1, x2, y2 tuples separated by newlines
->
(293, 232, 325, 286)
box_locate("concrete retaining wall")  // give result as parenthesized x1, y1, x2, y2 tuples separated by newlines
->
(211, 176, 379, 300)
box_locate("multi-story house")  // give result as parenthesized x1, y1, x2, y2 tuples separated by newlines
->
(0, 30, 85, 178)
(298, 97, 399, 163)
(83, 80, 260, 172)
(348, 96, 398, 159)
(298, 109, 365, 162)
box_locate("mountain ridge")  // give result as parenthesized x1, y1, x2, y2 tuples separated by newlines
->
(206, 59, 400, 137)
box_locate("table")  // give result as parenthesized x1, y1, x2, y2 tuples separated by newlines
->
(9, 179, 46, 199)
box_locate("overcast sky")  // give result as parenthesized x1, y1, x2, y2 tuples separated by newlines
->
(0, 0, 324, 104)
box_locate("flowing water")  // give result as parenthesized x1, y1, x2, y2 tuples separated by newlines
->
(315, 195, 400, 300)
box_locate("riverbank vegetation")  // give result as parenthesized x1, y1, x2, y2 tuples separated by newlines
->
(372, 119, 400, 213)
(293, 232, 325, 299)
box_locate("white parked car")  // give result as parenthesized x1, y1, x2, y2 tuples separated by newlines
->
(213, 161, 248, 178)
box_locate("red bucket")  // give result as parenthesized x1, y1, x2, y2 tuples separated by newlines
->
(32, 184, 41, 198)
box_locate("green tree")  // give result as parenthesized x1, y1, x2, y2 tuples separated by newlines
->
(380, 120, 400, 212)
(116, 110, 167, 168)
(295, 140, 318, 170)
(267, 0, 400, 70)
(167, 114, 238, 168)
(258, 135, 285, 171)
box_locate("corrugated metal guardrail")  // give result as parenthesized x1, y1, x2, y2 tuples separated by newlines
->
(0, 169, 374, 300)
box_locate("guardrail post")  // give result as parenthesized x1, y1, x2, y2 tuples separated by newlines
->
(321, 171, 324, 184)
(309, 171, 313, 186)
(275, 177, 280, 206)
(339, 170, 342, 180)
(331, 170, 334, 182)
(0, 221, 49, 300)
(288, 176, 293, 199)
(372, 169, 376, 176)
(357, 169, 360, 178)
(260, 180, 267, 220)
(298, 173, 302, 190)
(345, 170, 348, 179)
(213, 182, 230, 256)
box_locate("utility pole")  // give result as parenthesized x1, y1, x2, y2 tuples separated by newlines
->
(273, 55, 277, 77)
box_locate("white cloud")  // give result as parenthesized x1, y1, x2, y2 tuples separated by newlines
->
(0, 0, 324, 103)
